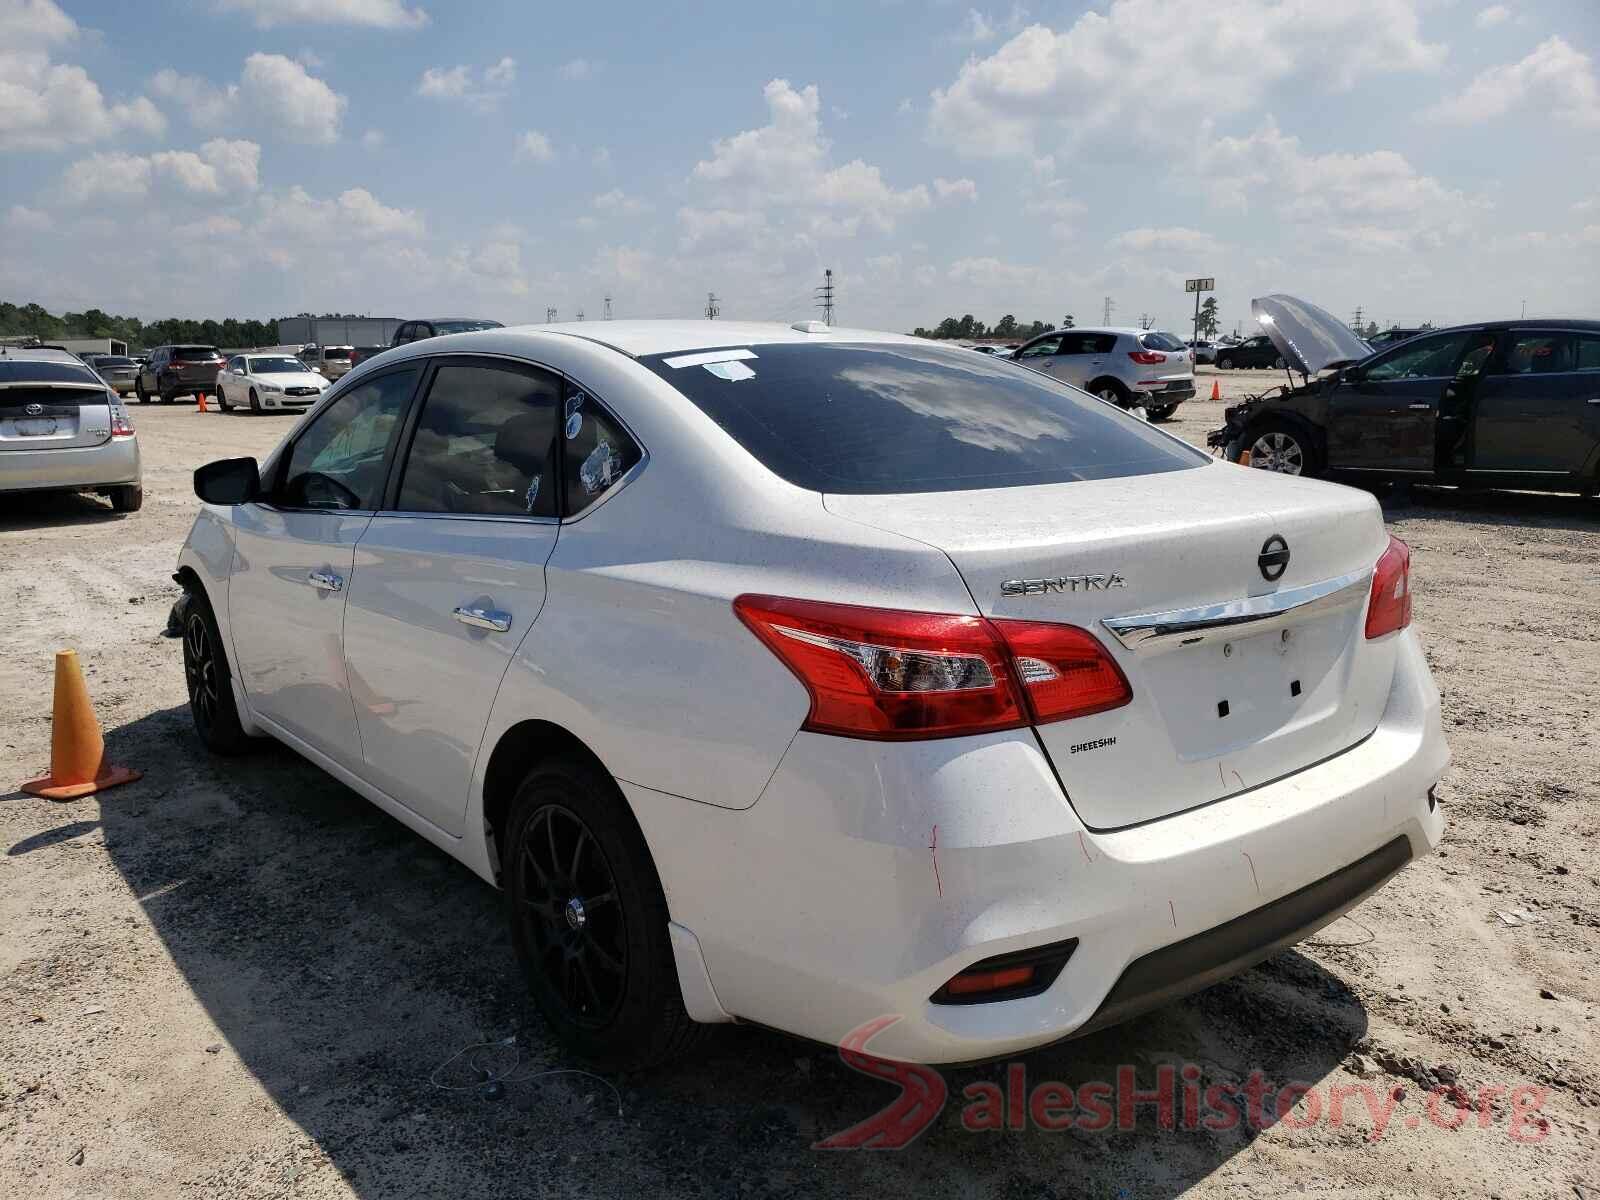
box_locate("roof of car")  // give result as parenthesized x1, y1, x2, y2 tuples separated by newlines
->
(508, 320, 922, 358)
(0, 346, 84, 365)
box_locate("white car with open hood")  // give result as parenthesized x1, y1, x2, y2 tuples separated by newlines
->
(174, 321, 1448, 1067)
(215, 353, 330, 414)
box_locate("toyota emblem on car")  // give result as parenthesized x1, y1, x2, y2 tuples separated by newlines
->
(24, 403, 44, 416)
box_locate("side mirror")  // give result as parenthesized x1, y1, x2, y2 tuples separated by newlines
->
(1341, 365, 1364, 384)
(194, 457, 261, 505)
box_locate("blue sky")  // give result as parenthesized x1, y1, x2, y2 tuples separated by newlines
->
(2, 0, 1597, 335)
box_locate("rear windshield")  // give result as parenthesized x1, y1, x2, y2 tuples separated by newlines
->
(0, 385, 106, 409)
(324, 347, 353, 360)
(0, 360, 100, 385)
(433, 320, 502, 335)
(640, 342, 1206, 495)
(174, 346, 220, 360)
(97, 356, 135, 367)
(1139, 332, 1186, 351)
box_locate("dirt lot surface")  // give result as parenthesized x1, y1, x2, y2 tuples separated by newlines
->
(3, 371, 1597, 1198)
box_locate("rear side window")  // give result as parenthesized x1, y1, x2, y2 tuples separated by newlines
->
(1139, 332, 1185, 352)
(640, 342, 1205, 495)
(1503, 333, 1574, 375)
(1060, 333, 1117, 354)
(396, 362, 560, 517)
(562, 382, 641, 515)
(279, 368, 417, 509)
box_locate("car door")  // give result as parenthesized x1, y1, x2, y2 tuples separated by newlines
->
(227, 365, 420, 768)
(1468, 330, 1599, 477)
(1053, 332, 1111, 388)
(339, 356, 563, 834)
(1326, 330, 1483, 473)
(222, 356, 244, 395)
(1013, 334, 1063, 377)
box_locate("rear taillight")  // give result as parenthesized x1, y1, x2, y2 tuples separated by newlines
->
(1128, 350, 1166, 364)
(733, 595, 1131, 740)
(111, 407, 135, 437)
(1364, 535, 1412, 639)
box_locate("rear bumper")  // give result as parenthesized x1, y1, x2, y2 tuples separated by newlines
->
(0, 437, 141, 492)
(635, 631, 1447, 1064)
(1136, 383, 1195, 405)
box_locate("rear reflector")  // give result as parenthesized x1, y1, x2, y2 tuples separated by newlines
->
(733, 595, 1131, 740)
(931, 939, 1078, 1005)
(1364, 535, 1412, 639)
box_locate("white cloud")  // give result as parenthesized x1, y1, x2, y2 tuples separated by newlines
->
(417, 58, 515, 110)
(152, 53, 346, 144)
(213, 0, 429, 29)
(1474, 5, 1511, 29)
(515, 130, 554, 163)
(1427, 36, 1599, 128)
(446, 239, 528, 296)
(5, 203, 54, 232)
(361, 128, 385, 149)
(947, 256, 1050, 291)
(0, 0, 165, 150)
(60, 138, 261, 205)
(960, 10, 996, 42)
(1197, 118, 1483, 254)
(559, 58, 599, 81)
(933, 177, 978, 202)
(928, 0, 1444, 157)
(1109, 226, 1222, 256)
(689, 79, 935, 236)
(257, 185, 423, 240)
(593, 188, 650, 215)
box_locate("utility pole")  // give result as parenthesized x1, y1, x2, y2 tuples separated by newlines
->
(1102, 295, 1114, 325)
(1138, 312, 1154, 330)
(1520, 299, 1526, 318)
(545, 307, 557, 323)
(603, 295, 613, 320)
(815, 268, 835, 326)
(705, 292, 720, 320)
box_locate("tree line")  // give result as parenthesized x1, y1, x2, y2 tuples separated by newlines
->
(912, 314, 1075, 341)
(0, 301, 365, 350)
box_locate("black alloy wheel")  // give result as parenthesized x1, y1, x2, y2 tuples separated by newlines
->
(184, 611, 220, 735)
(513, 802, 628, 1028)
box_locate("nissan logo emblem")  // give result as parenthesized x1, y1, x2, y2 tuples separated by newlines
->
(24, 403, 44, 416)
(1258, 534, 1291, 582)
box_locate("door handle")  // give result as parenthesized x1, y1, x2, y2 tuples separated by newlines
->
(1407, 403, 1431, 410)
(307, 570, 343, 592)
(453, 605, 512, 633)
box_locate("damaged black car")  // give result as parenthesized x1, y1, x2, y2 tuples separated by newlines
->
(1209, 295, 1600, 496)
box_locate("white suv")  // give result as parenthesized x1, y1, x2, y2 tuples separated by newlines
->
(1011, 327, 1195, 421)
(176, 322, 1446, 1067)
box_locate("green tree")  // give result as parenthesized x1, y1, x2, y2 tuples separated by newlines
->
(1198, 297, 1219, 338)
(993, 314, 1018, 338)
(1061, 314, 1074, 329)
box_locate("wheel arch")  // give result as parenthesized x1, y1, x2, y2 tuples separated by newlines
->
(1240, 408, 1327, 471)
(1085, 375, 1127, 400)
(480, 718, 620, 885)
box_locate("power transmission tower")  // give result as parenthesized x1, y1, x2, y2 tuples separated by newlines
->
(1349, 306, 1363, 334)
(603, 295, 613, 320)
(545, 307, 557, 322)
(705, 292, 720, 320)
(576, 309, 584, 322)
(815, 268, 835, 326)
(1102, 295, 1115, 324)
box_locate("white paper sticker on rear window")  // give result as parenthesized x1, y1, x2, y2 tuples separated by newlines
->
(662, 348, 758, 369)
(703, 360, 756, 382)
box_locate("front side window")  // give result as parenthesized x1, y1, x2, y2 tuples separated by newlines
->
(1017, 336, 1062, 359)
(278, 368, 417, 509)
(395, 362, 560, 517)
(640, 342, 1206, 495)
(1503, 333, 1574, 375)
(562, 382, 641, 515)
(1363, 332, 1472, 382)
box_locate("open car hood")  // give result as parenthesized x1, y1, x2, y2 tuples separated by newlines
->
(1252, 294, 1373, 375)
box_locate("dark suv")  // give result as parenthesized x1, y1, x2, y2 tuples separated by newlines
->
(136, 345, 225, 403)
(1211, 319, 1600, 494)
(390, 318, 503, 347)
(1214, 335, 1285, 370)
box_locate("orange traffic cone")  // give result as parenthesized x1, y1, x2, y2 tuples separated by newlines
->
(20, 650, 142, 800)
(1210, 379, 1221, 401)
(196, 391, 208, 413)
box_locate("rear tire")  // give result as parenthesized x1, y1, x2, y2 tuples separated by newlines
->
(109, 484, 142, 513)
(1217, 355, 1235, 370)
(1273, 355, 1286, 370)
(504, 755, 707, 1069)
(216, 385, 229, 412)
(181, 589, 254, 755)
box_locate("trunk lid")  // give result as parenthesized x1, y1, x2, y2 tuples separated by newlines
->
(0, 384, 113, 451)
(825, 462, 1395, 829)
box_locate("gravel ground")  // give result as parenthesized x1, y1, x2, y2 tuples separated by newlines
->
(2, 370, 1596, 1198)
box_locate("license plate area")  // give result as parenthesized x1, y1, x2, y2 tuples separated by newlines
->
(13, 417, 60, 436)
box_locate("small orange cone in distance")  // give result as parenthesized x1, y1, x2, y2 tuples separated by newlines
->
(20, 650, 142, 800)
(1210, 379, 1221, 401)
(196, 391, 208, 413)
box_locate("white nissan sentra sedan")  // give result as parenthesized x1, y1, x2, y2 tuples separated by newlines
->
(174, 321, 1447, 1067)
